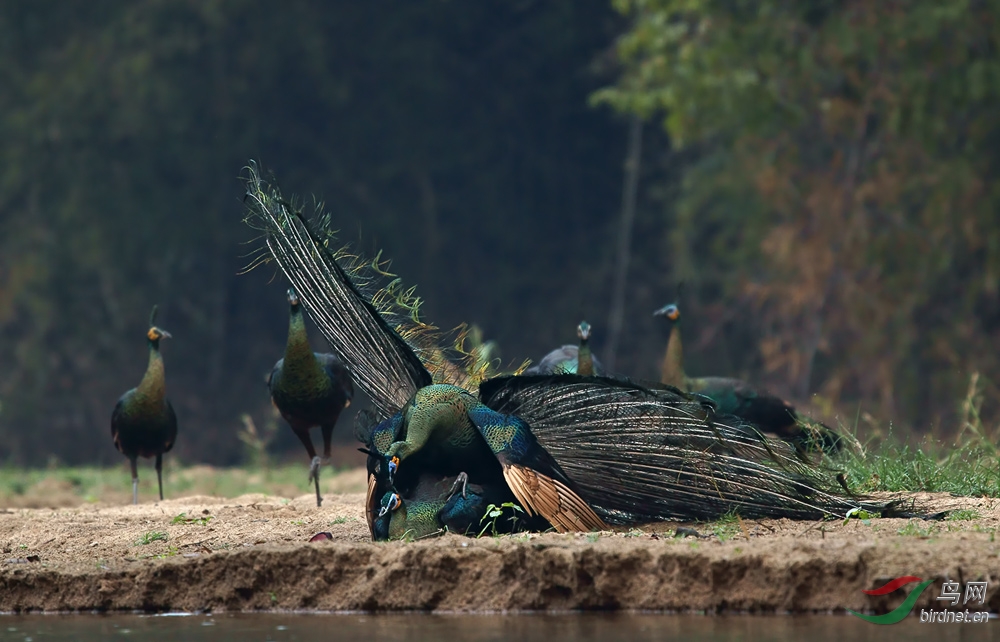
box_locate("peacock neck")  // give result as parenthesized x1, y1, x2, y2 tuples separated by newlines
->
(283, 305, 325, 382)
(136, 340, 166, 402)
(388, 502, 412, 539)
(577, 339, 594, 376)
(661, 323, 687, 388)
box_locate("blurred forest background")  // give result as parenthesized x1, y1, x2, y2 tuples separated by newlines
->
(0, 0, 997, 468)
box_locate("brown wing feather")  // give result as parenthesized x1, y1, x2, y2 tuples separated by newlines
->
(365, 473, 378, 539)
(502, 464, 606, 533)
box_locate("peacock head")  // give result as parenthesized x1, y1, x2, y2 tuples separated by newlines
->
(373, 491, 403, 541)
(577, 321, 592, 342)
(146, 326, 172, 343)
(287, 287, 300, 308)
(377, 492, 401, 519)
(653, 303, 680, 323)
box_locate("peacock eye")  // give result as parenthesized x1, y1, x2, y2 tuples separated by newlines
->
(389, 494, 401, 511)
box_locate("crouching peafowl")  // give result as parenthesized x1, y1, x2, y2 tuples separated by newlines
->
(242, 161, 926, 539)
(111, 306, 177, 505)
(372, 471, 544, 540)
(654, 301, 845, 455)
(269, 287, 354, 507)
(525, 321, 604, 376)
(360, 383, 608, 535)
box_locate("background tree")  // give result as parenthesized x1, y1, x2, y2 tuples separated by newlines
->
(595, 0, 1000, 433)
(2, 0, 995, 468)
(0, 0, 635, 465)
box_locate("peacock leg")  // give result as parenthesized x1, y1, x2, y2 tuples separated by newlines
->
(447, 472, 469, 500)
(291, 426, 323, 507)
(321, 422, 335, 470)
(129, 456, 139, 505)
(310, 459, 322, 507)
(155, 453, 164, 501)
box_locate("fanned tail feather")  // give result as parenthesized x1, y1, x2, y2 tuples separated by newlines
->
(243, 162, 481, 417)
(481, 375, 897, 523)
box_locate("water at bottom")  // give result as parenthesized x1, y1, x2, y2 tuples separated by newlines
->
(0, 612, 993, 642)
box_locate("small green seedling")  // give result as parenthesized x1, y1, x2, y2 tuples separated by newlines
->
(172, 512, 213, 526)
(843, 507, 876, 526)
(328, 516, 353, 526)
(897, 521, 936, 538)
(135, 531, 168, 546)
(478, 502, 524, 537)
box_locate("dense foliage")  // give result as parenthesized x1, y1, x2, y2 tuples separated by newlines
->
(596, 0, 1000, 431)
(1, 1, 996, 466)
(0, 1, 628, 465)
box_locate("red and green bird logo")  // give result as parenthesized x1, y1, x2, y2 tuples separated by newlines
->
(848, 576, 934, 625)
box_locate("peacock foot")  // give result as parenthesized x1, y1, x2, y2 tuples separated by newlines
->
(447, 471, 469, 500)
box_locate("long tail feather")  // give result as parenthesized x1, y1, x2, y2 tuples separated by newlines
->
(481, 375, 901, 523)
(243, 162, 437, 418)
(243, 162, 506, 416)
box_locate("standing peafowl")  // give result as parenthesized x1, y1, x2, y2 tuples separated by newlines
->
(268, 287, 355, 507)
(243, 162, 926, 538)
(653, 301, 844, 455)
(525, 321, 605, 376)
(111, 306, 178, 505)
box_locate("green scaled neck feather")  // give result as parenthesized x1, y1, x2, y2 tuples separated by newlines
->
(654, 303, 686, 388)
(134, 330, 168, 406)
(280, 298, 332, 398)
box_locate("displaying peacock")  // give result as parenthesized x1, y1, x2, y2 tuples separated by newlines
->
(478, 374, 891, 523)
(525, 321, 605, 376)
(243, 162, 923, 538)
(654, 301, 845, 455)
(111, 306, 178, 505)
(268, 287, 355, 507)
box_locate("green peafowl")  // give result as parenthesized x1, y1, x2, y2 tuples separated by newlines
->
(269, 287, 355, 507)
(525, 321, 605, 376)
(373, 471, 544, 540)
(361, 383, 607, 534)
(243, 162, 928, 538)
(476, 374, 910, 523)
(653, 301, 844, 455)
(244, 166, 605, 532)
(111, 306, 178, 505)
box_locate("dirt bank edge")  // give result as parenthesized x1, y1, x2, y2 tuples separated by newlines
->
(2, 534, 997, 614)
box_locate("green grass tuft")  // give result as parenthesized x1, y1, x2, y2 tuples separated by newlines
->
(946, 509, 981, 521)
(839, 440, 999, 496)
(135, 531, 168, 546)
(707, 510, 743, 541)
(0, 463, 361, 507)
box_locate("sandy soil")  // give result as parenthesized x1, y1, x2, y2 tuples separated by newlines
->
(0, 469, 997, 614)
